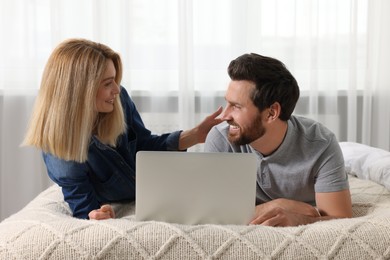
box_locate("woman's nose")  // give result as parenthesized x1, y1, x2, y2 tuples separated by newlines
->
(113, 81, 120, 94)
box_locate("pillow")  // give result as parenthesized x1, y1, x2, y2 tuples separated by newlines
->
(340, 142, 390, 190)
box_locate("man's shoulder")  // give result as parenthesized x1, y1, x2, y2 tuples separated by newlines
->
(205, 122, 252, 153)
(205, 122, 229, 146)
(214, 121, 230, 133)
(284, 115, 342, 159)
(290, 115, 336, 143)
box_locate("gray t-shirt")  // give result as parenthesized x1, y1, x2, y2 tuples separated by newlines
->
(204, 115, 349, 206)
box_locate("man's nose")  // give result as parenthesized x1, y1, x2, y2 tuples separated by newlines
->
(220, 106, 231, 121)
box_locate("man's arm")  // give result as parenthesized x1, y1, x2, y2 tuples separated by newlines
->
(315, 189, 352, 218)
(250, 189, 352, 226)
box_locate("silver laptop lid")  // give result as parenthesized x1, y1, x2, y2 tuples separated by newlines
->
(135, 151, 257, 225)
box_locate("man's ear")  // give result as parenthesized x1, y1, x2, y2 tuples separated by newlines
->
(267, 102, 281, 120)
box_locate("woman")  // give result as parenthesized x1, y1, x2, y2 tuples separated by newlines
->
(23, 38, 222, 220)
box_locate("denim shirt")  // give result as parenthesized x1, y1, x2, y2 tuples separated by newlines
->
(43, 87, 182, 219)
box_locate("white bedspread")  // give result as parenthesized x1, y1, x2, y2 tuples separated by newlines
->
(1, 175, 390, 260)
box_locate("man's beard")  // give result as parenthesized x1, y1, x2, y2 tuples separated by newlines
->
(227, 115, 265, 146)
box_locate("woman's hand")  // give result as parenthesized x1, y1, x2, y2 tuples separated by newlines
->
(195, 106, 224, 143)
(178, 106, 224, 150)
(88, 204, 115, 220)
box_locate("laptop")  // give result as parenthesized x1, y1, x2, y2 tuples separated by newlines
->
(135, 151, 257, 225)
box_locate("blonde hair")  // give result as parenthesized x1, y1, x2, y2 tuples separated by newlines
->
(23, 38, 126, 162)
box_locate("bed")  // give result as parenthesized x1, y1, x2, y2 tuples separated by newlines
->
(0, 142, 389, 259)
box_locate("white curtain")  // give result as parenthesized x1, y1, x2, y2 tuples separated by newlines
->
(1, 0, 389, 220)
(362, 0, 390, 150)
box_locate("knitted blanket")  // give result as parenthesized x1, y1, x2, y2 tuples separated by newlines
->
(0, 175, 389, 260)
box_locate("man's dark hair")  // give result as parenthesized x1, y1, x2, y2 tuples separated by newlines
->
(227, 53, 300, 121)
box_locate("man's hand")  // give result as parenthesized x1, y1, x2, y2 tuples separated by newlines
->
(250, 206, 316, 226)
(88, 204, 115, 220)
(250, 198, 320, 227)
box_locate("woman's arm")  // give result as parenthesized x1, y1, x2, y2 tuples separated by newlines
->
(121, 87, 223, 151)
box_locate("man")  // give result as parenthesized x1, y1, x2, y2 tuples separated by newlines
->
(204, 53, 352, 227)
